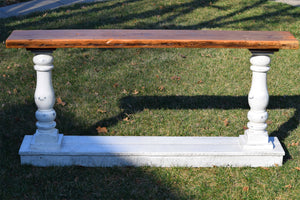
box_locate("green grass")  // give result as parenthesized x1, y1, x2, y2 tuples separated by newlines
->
(0, 0, 299, 199)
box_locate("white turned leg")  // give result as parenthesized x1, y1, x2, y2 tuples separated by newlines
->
(240, 51, 274, 149)
(30, 51, 63, 151)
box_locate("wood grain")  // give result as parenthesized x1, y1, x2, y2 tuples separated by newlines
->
(6, 29, 299, 49)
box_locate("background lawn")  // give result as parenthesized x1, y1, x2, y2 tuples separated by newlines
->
(0, 0, 299, 199)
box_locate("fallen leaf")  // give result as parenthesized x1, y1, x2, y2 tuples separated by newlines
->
(123, 117, 130, 122)
(155, 75, 159, 78)
(158, 86, 165, 91)
(242, 186, 249, 192)
(284, 184, 292, 189)
(171, 75, 181, 80)
(292, 142, 299, 146)
(132, 90, 139, 95)
(122, 89, 128, 94)
(295, 167, 300, 171)
(56, 97, 66, 106)
(113, 83, 119, 88)
(96, 126, 107, 134)
(224, 118, 229, 126)
(266, 120, 272, 125)
(197, 80, 203, 84)
(13, 88, 17, 94)
(243, 126, 248, 130)
(97, 109, 106, 113)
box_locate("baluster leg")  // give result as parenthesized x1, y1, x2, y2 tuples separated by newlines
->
(240, 51, 274, 149)
(30, 50, 63, 150)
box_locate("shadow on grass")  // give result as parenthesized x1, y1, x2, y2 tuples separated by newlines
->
(0, 103, 183, 199)
(0, 95, 298, 166)
(91, 95, 299, 163)
(1, 0, 299, 198)
(1, 0, 300, 42)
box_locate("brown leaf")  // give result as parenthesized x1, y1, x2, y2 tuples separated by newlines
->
(113, 83, 119, 88)
(158, 86, 165, 91)
(97, 109, 106, 113)
(171, 75, 181, 80)
(56, 97, 66, 106)
(243, 126, 248, 130)
(122, 89, 128, 94)
(284, 184, 292, 189)
(292, 142, 299, 146)
(96, 126, 107, 134)
(224, 118, 229, 126)
(266, 120, 272, 125)
(123, 117, 130, 122)
(295, 167, 300, 171)
(132, 90, 139, 95)
(242, 186, 249, 192)
(197, 80, 203, 84)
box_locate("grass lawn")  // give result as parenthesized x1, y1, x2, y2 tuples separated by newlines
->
(0, 0, 299, 199)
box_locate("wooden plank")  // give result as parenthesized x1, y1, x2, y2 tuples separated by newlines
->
(6, 29, 299, 49)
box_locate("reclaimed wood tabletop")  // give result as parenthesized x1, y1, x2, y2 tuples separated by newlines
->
(6, 29, 299, 49)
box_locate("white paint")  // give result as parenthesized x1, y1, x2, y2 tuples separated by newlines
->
(18, 50, 286, 167)
(19, 136, 284, 167)
(30, 52, 63, 151)
(239, 52, 274, 150)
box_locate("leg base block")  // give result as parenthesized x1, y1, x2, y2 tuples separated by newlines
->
(30, 134, 63, 151)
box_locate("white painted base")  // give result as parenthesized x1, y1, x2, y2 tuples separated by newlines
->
(19, 136, 285, 167)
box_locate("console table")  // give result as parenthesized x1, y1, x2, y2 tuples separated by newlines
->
(6, 29, 299, 167)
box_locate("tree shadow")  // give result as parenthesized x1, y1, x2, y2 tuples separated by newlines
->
(0, 102, 183, 199)
(2, 0, 299, 43)
(91, 95, 299, 162)
(1, 0, 299, 198)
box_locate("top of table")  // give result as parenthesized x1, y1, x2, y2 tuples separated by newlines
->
(6, 29, 299, 50)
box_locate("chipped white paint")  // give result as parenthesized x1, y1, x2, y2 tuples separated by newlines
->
(239, 52, 274, 150)
(19, 136, 284, 167)
(30, 52, 63, 151)
(18, 50, 285, 167)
